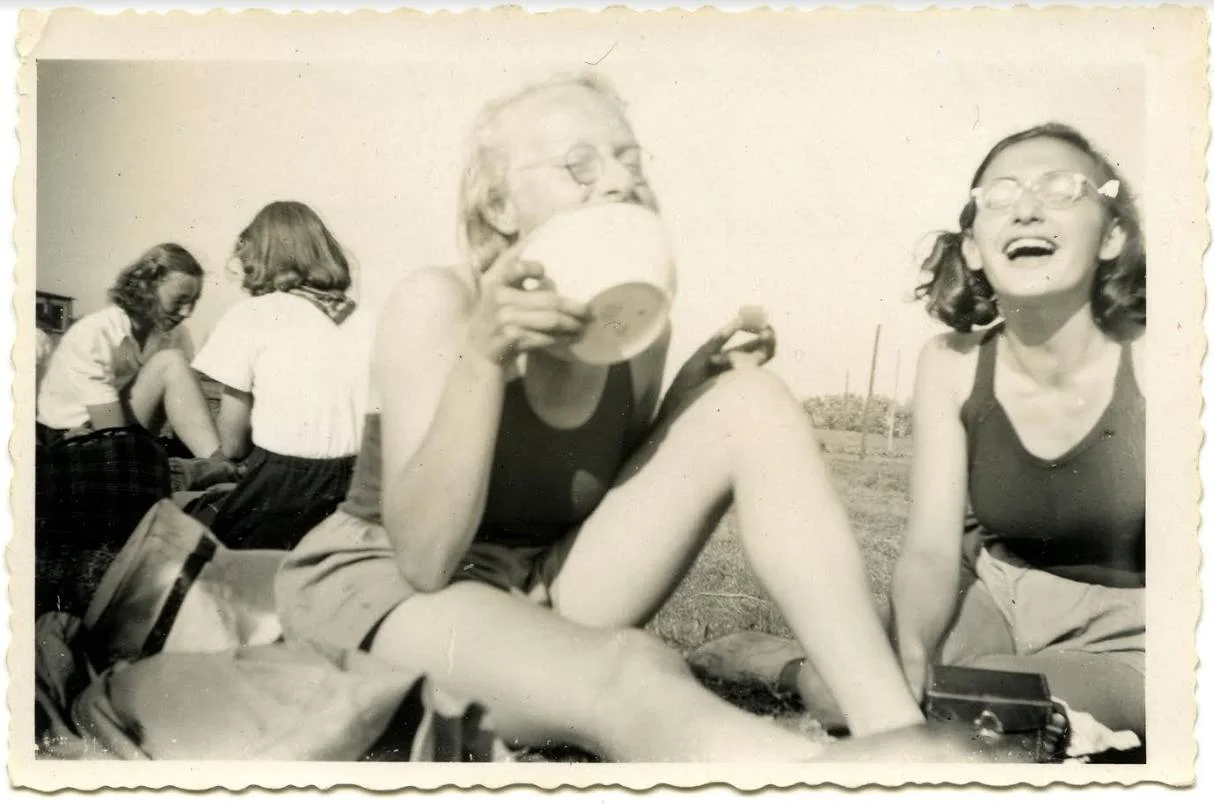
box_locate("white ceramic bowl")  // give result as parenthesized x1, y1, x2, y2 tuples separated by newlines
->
(520, 202, 677, 365)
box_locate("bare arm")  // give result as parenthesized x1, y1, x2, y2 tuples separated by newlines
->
(377, 269, 503, 592)
(379, 259, 587, 592)
(85, 402, 129, 430)
(215, 386, 254, 460)
(890, 334, 972, 700)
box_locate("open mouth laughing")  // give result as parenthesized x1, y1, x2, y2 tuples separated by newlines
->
(1002, 236, 1057, 265)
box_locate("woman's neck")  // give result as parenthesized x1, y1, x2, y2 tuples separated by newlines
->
(523, 349, 606, 385)
(519, 350, 610, 430)
(128, 313, 153, 350)
(999, 296, 1113, 387)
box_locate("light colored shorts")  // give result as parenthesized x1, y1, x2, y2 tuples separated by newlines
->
(942, 547, 1145, 674)
(275, 510, 573, 653)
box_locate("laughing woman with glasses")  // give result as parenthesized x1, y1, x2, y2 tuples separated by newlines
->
(893, 123, 1147, 740)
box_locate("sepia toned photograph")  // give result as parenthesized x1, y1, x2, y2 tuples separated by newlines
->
(6, 4, 1207, 792)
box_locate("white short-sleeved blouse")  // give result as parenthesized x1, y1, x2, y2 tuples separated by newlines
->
(192, 292, 373, 459)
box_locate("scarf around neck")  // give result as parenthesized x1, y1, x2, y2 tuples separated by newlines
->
(286, 286, 357, 325)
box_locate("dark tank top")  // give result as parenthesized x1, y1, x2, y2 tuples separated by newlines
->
(341, 361, 637, 547)
(962, 326, 1145, 588)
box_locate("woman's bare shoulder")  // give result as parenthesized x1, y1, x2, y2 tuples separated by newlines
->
(917, 329, 986, 404)
(393, 264, 474, 299)
(381, 265, 476, 319)
(920, 329, 984, 367)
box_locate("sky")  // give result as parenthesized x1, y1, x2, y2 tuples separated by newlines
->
(33, 14, 1144, 406)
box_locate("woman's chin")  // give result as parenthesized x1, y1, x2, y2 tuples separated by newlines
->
(991, 277, 1095, 310)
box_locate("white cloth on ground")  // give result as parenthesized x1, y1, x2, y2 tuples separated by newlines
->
(1056, 697, 1142, 760)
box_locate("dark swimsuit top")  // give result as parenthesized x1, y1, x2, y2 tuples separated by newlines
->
(962, 326, 1145, 589)
(341, 361, 637, 547)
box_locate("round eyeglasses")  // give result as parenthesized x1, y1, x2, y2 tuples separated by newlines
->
(517, 142, 649, 187)
(971, 171, 1120, 212)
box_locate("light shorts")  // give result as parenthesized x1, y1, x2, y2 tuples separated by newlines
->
(942, 547, 1145, 675)
(274, 510, 574, 653)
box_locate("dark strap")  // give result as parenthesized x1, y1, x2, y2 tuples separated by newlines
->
(1115, 340, 1141, 401)
(140, 536, 218, 656)
(972, 326, 1001, 404)
(960, 324, 1003, 424)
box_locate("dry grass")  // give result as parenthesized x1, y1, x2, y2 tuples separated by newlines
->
(648, 429, 913, 655)
(626, 428, 914, 738)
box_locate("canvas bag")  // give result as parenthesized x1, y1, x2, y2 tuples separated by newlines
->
(67, 499, 509, 761)
(82, 498, 285, 667)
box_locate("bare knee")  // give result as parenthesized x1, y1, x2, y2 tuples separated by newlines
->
(686, 368, 816, 443)
(142, 347, 192, 380)
(592, 628, 690, 701)
(143, 349, 189, 374)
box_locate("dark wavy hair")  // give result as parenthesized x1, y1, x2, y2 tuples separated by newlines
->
(233, 201, 351, 296)
(914, 123, 1145, 338)
(107, 243, 204, 328)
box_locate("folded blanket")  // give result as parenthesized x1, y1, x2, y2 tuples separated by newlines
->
(36, 613, 507, 762)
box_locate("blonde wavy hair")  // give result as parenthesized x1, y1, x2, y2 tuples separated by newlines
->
(457, 72, 632, 274)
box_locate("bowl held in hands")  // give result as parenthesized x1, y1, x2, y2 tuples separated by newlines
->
(520, 202, 676, 365)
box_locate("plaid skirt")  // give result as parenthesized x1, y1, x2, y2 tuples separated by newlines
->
(35, 424, 171, 617)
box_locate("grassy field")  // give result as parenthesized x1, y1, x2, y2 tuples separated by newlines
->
(648, 429, 914, 654)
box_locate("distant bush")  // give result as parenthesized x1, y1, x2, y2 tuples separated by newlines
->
(803, 393, 911, 436)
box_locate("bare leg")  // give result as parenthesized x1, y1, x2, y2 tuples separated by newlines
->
(126, 349, 221, 458)
(551, 368, 923, 737)
(366, 581, 829, 762)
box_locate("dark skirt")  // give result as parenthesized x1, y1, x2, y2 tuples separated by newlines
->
(35, 423, 172, 617)
(199, 446, 357, 551)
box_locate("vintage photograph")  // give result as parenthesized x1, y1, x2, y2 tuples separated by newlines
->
(7, 5, 1206, 792)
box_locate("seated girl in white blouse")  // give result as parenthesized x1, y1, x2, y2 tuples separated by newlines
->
(36, 243, 236, 614)
(37, 243, 224, 455)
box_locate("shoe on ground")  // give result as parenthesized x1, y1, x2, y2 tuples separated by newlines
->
(687, 631, 805, 693)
